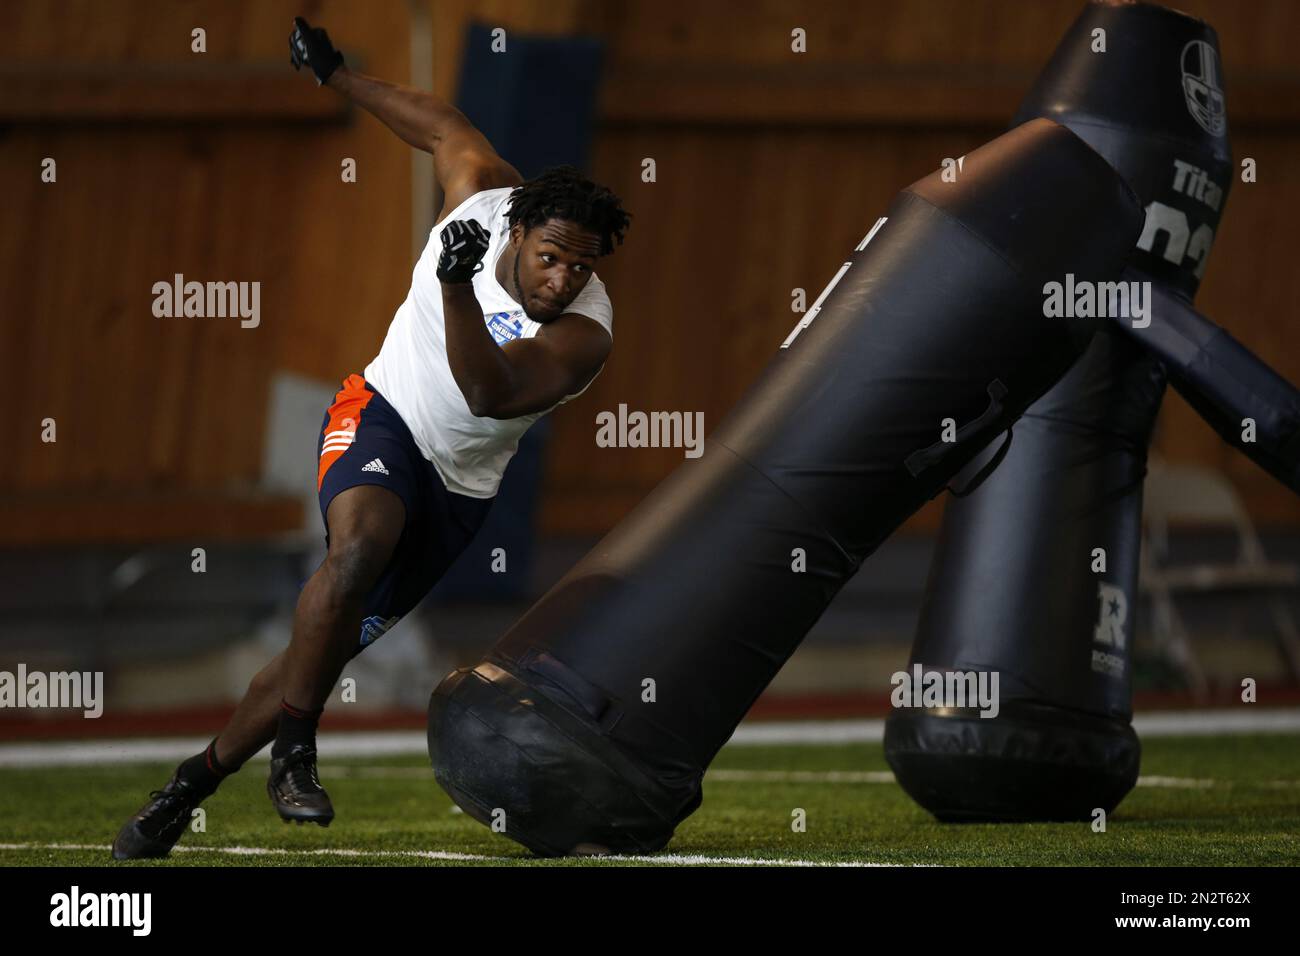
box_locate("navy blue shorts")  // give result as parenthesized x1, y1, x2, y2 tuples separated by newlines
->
(316, 373, 493, 657)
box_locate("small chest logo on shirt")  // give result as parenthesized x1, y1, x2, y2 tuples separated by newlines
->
(486, 310, 525, 345)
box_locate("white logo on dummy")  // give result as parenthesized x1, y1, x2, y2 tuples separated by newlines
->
(1180, 40, 1226, 137)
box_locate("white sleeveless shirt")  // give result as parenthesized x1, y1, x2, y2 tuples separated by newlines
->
(364, 187, 614, 498)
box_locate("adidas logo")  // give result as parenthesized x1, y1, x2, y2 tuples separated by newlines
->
(361, 458, 389, 476)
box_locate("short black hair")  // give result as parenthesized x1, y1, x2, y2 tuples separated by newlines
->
(505, 165, 631, 257)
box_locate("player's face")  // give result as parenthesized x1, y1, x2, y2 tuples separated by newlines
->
(511, 219, 602, 322)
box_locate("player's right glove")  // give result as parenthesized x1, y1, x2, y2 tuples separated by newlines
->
(436, 220, 492, 283)
(289, 16, 345, 86)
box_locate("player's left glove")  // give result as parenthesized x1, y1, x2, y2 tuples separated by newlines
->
(437, 220, 492, 283)
(289, 16, 345, 86)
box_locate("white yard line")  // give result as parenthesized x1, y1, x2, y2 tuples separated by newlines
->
(335, 766, 1293, 789)
(728, 708, 1300, 743)
(1132, 709, 1300, 736)
(0, 733, 428, 768)
(707, 769, 898, 782)
(0, 842, 898, 867)
(1135, 775, 1218, 788)
(731, 721, 888, 744)
(329, 767, 904, 782)
(1, 709, 1297, 768)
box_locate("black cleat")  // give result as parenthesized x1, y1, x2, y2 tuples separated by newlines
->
(111, 773, 208, 860)
(267, 744, 334, 826)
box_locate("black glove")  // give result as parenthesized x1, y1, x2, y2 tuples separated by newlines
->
(437, 220, 492, 283)
(290, 16, 345, 86)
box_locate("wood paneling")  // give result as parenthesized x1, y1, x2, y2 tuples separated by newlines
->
(3, 0, 1298, 543)
(0, 491, 304, 545)
(0, 64, 352, 122)
(3, 0, 413, 540)
(535, 0, 1300, 534)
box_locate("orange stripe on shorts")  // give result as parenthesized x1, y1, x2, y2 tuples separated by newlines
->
(318, 373, 375, 491)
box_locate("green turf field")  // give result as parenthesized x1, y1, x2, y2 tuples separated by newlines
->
(2, 734, 1297, 866)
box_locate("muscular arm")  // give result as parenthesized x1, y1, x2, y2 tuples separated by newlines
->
(326, 67, 521, 210)
(442, 283, 611, 420)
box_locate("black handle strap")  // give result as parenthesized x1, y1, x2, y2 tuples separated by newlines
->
(949, 427, 1013, 497)
(522, 649, 623, 733)
(905, 379, 1009, 479)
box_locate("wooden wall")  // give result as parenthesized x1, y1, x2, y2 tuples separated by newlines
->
(525, 0, 1300, 534)
(2, 0, 414, 541)
(4, 0, 1299, 544)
